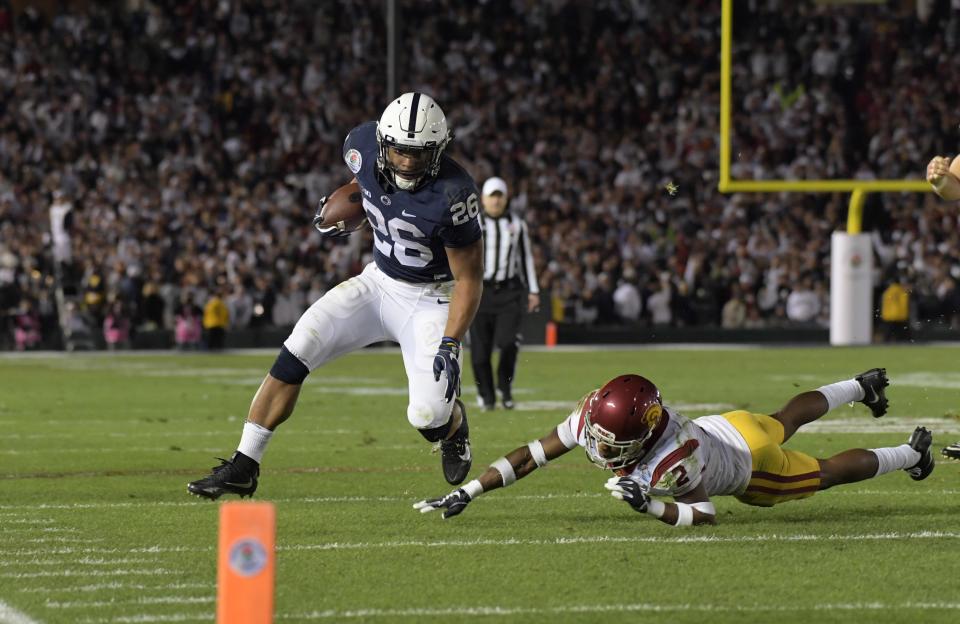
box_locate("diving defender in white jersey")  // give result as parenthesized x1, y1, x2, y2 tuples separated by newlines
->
(188, 93, 484, 499)
(415, 369, 935, 526)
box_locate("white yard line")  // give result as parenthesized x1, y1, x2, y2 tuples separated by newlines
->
(0, 600, 42, 624)
(1, 487, 957, 515)
(0, 558, 153, 568)
(2, 531, 956, 561)
(45, 596, 213, 609)
(273, 530, 960, 552)
(279, 601, 960, 620)
(0, 568, 176, 579)
(18, 582, 211, 595)
(78, 615, 212, 623)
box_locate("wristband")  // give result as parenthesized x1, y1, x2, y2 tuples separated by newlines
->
(527, 440, 548, 467)
(646, 499, 666, 518)
(674, 503, 694, 526)
(491, 457, 516, 486)
(462, 479, 483, 499)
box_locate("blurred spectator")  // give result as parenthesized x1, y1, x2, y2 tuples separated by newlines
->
(646, 275, 673, 326)
(13, 299, 41, 351)
(880, 277, 911, 342)
(203, 289, 229, 350)
(722, 284, 747, 329)
(174, 298, 203, 350)
(612, 273, 641, 322)
(102, 301, 130, 351)
(786, 275, 822, 324)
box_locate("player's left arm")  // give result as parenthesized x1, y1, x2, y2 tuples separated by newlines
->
(443, 238, 484, 341)
(431, 237, 483, 402)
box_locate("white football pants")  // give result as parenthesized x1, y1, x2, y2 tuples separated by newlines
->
(284, 262, 455, 430)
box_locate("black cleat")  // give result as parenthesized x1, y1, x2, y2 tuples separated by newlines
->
(942, 441, 960, 461)
(905, 427, 934, 481)
(187, 452, 259, 500)
(855, 368, 889, 418)
(440, 399, 472, 485)
(501, 390, 515, 410)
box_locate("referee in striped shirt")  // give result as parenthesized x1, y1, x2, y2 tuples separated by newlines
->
(469, 177, 539, 410)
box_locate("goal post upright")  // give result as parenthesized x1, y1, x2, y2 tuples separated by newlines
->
(717, 0, 931, 345)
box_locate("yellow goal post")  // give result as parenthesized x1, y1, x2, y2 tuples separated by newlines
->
(717, 0, 931, 234)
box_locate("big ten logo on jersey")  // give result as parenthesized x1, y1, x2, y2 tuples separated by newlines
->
(363, 197, 434, 268)
(450, 193, 479, 225)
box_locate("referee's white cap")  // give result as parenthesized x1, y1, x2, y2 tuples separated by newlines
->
(482, 176, 508, 197)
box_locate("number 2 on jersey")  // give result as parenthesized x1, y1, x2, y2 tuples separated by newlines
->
(363, 200, 434, 267)
(450, 193, 479, 225)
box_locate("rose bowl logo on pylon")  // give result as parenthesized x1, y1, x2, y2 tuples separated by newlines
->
(228, 538, 268, 577)
(850, 253, 862, 268)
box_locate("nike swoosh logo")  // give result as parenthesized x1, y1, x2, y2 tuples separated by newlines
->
(225, 479, 254, 488)
(866, 388, 878, 403)
(436, 299, 450, 305)
(401, 210, 415, 217)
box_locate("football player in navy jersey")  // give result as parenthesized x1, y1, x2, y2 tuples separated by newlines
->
(188, 93, 484, 500)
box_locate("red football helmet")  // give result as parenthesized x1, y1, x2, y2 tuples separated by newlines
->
(583, 374, 664, 470)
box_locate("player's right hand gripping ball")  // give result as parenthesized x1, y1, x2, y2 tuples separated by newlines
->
(605, 476, 651, 513)
(313, 196, 349, 239)
(413, 488, 471, 519)
(313, 181, 366, 238)
(432, 336, 461, 403)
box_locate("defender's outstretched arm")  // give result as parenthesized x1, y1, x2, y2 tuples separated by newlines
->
(414, 428, 572, 519)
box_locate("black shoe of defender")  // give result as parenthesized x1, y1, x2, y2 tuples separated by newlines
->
(440, 399, 472, 485)
(905, 426, 934, 481)
(942, 441, 960, 461)
(187, 452, 259, 500)
(855, 368, 889, 418)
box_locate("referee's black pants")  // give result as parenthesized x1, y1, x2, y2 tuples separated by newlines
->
(469, 282, 524, 407)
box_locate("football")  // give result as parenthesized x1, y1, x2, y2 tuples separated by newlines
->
(317, 181, 367, 233)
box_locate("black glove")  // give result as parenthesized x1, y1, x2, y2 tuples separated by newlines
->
(605, 476, 651, 513)
(312, 196, 350, 239)
(413, 488, 471, 519)
(432, 336, 461, 403)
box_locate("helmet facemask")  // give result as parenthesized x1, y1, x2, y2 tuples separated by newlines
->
(584, 418, 649, 470)
(378, 141, 440, 191)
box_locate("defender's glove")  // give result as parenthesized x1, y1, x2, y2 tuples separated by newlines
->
(413, 488, 471, 519)
(605, 476, 651, 513)
(312, 196, 350, 239)
(432, 336, 461, 403)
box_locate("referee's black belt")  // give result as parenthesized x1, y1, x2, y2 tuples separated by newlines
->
(484, 278, 523, 291)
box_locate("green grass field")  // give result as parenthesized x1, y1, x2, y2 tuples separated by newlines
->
(1, 345, 959, 623)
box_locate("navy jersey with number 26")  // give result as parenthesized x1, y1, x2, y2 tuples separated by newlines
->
(342, 121, 482, 283)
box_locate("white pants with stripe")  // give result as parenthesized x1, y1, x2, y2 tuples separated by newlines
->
(284, 262, 455, 430)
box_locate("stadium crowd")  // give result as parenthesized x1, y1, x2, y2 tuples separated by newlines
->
(1, 0, 959, 349)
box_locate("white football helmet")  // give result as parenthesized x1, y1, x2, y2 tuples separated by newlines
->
(376, 92, 451, 191)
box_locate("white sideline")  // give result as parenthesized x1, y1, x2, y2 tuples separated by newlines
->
(56, 599, 960, 624)
(279, 601, 960, 619)
(0, 600, 42, 624)
(2, 531, 956, 561)
(1, 487, 957, 513)
(274, 530, 960, 552)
